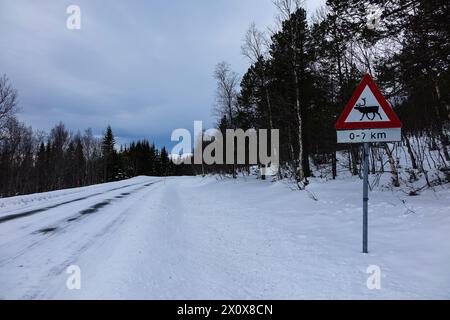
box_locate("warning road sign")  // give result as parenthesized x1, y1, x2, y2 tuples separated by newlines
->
(335, 74, 402, 131)
(335, 74, 403, 254)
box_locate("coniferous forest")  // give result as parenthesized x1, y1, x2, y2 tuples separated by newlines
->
(0, 112, 192, 197)
(200, 0, 449, 187)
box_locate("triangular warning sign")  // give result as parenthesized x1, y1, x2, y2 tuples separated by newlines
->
(335, 74, 402, 130)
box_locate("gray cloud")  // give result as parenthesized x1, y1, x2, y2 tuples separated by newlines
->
(0, 0, 324, 148)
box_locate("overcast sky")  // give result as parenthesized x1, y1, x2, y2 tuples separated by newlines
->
(0, 0, 325, 148)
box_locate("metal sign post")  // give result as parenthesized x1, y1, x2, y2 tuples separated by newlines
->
(362, 142, 369, 254)
(335, 74, 402, 254)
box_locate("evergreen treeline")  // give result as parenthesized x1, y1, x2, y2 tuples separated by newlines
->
(0, 115, 192, 197)
(204, 0, 449, 186)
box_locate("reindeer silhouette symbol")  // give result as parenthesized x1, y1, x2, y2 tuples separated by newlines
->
(354, 98, 383, 121)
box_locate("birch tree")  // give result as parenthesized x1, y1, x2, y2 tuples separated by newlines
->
(0, 75, 19, 139)
(214, 62, 240, 178)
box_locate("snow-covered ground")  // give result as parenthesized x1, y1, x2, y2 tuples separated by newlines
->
(0, 175, 449, 299)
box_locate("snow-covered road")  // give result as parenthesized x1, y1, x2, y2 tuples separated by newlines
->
(0, 176, 449, 299)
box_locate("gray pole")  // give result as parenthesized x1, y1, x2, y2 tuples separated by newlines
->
(363, 142, 370, 254)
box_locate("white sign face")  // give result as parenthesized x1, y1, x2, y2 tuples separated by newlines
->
(337, 128, 401, 144)
(345, 86, 390, 123)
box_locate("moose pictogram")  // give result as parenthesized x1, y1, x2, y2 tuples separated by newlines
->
(354, 98, 383, 121)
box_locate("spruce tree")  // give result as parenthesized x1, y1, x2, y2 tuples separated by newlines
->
(102, 125, 117, 182)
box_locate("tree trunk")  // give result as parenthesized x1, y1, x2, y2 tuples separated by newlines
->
(228, 102, 237, 179)
(403, 134, 418, 169)
(383, 143, 400, 187)
(293, 69, 305, 182)
(439, 132, 450, 162)
(350, 146, 359, 176)
(331, 150, 337, 180)
(370, 147, 376, 174)
(262, 82, 272, 181)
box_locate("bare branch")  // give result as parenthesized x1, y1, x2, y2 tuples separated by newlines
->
(213, 62, 240, 125)
(273, 0, 304, 20)
(241, 22, 270, 63)
(0, 74, 19, 131)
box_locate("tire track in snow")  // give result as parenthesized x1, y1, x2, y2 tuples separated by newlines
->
(0, 180, 156, 224)
(0, 180, 163, 299)
(0, 180, 161, 267)
(27, 181, 164, 299)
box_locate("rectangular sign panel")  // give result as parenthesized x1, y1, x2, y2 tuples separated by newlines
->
(337, 128, 401, 144)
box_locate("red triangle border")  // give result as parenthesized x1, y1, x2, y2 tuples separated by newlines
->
(335, 74, 402, 130)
